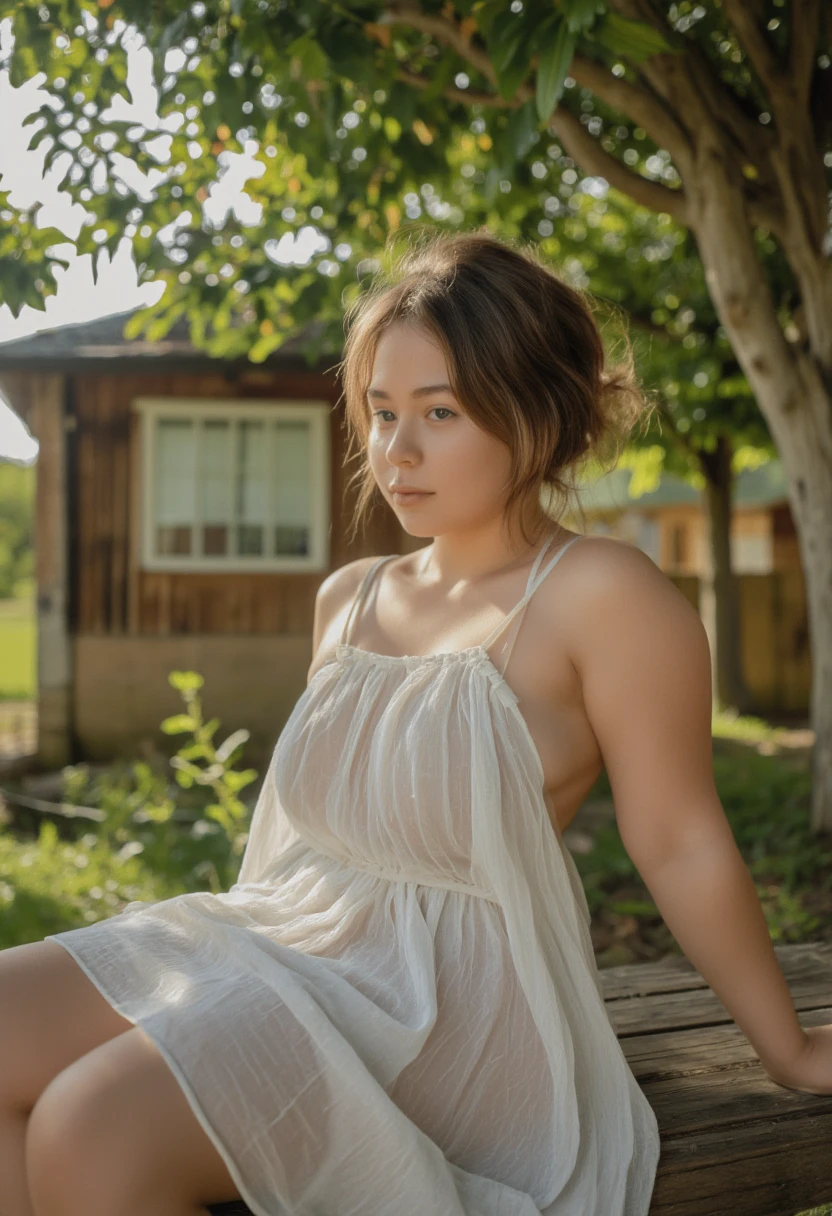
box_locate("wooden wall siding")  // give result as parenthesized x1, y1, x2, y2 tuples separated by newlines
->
(70, 369, 404, 636)
(739, 570, 811, 713)
(0, 372, 35, 427)
(73, 634, 315, 764)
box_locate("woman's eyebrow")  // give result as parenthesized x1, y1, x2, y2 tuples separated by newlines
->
(367, 383, 454, 399)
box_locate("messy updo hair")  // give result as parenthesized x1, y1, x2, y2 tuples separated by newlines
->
(336, 227, 655, 547)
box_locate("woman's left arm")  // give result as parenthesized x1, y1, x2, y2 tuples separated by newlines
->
(566, 538, 832, 1095)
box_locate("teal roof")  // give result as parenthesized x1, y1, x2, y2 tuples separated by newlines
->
(575, 459, 788, 512)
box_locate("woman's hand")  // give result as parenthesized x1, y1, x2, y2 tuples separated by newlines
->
(763, 1025, 832, 1095)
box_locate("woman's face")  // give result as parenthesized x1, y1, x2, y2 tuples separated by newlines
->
(366, 322, 514, 539)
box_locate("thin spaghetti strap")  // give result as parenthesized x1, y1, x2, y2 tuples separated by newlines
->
(339, 555, 396, 646)
(492, 541, 554, 675)
(487, 531, 557, 671)
(480, 533, 585, 659)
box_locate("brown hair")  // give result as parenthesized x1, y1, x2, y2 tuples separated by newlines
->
(336, 227, 655, 547)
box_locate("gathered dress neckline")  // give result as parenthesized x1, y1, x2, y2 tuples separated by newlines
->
(328, 530, 587, 799)
(334, 640, 548, 792)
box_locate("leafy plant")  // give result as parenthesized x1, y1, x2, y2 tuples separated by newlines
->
(56, 668, 260, 894)
(161, 668, 258, 861)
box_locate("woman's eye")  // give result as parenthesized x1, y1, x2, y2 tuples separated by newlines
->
(372, 407, 456, 423)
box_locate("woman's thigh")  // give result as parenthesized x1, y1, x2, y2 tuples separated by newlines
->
(0, 939, 133, 1114)
(26, 1027, 243, 1210)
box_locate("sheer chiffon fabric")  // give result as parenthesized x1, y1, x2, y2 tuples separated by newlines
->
(46, 531, 660, 1216)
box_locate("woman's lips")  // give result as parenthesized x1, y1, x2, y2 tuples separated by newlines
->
(390, 489, 434, 505)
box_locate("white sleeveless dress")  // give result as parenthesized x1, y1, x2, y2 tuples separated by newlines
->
(45, 530, 661, 1216)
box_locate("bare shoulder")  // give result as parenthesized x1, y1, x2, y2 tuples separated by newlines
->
(310, 555, 388, 672)
(316, 555, 380, 615)
(558, 531, 697, 599)
(556, 533, 707, 657)
(556, 534, 718, 876)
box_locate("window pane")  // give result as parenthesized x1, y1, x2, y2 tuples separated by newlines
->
(201, 419, 232, 556)
(273, 420, 311, 556)
(236, 420, 268, 556)
(155, 419, 195, 556)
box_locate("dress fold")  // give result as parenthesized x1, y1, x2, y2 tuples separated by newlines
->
(46, 534, 660, 1215)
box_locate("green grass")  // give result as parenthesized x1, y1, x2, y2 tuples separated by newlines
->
(0, 594, 35, 700)
(0, 765, 245, 950)
(712, 705, 784, 743)
(565, 715, 831, 968)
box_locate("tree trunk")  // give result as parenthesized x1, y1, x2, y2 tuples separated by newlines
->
(684, 151, 832, 833)
(699, 435, 755, 715)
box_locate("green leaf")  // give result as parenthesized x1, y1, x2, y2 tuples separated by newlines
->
(490, 14, 538, 102)
(160, 713, 196, 735)
(286, 34, 328, 81)
(558, 0, 607, 35)
(176, 741, 212, 761)
(158, 11, 190, 63)
(168, 670, 205, 692)
(222, 767, 258, 793)
(505, 99, 540, 166)
(142, 800, 175, 823)
(536, 19, 577, 124)
(202, 716, 221, 740)
(63, 38, 88, 69)
(592, 11, 679, 61)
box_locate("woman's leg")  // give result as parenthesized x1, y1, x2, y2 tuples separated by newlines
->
(0, 940, 134, 1216)
(25, 1026, 243, 1216)
(0, 1108, 32, 1216)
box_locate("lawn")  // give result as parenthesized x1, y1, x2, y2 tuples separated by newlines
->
(574, 709, 830, 968)
(0, 594, 36, 700)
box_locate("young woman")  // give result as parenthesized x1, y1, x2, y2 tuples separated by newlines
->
(1, 231, 829, 1216)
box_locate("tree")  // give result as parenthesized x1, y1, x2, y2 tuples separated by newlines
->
(1, 0, 830, 826)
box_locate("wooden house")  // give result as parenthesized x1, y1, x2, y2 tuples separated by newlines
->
(0, 309, 413, 772)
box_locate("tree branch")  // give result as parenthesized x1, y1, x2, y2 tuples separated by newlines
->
(790, 0, 822, 109)
(530, 95, 690, 223)
(655, 395, 702, 463)
(394, 66, 498, 108)
(568, 53, 691, 159)
(606, 0, 775, 172)
(721, 0, 785, 103)
(380, 4, 498, 85)
(395, 59, 688, 222)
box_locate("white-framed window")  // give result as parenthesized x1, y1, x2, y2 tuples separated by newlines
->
(133, 397, 331, 572)
(731, 530, 773, 574)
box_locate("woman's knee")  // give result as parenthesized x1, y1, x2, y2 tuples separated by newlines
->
(26, 1031, 163, 1214)
(0, 939, 133, 1115)
(26, 1028, 242, 1213)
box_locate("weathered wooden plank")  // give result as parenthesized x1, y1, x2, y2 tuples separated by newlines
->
(599, 942, 832, 1002)
(623, 1006, 832, 1084)
(647, 1111, 832, 1215)
(608, 976, 832, 1037)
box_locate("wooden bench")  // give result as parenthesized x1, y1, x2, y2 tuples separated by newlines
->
(208, 941, 832, 1216)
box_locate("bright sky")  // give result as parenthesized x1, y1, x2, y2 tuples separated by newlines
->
(0, 13, 322, 464)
